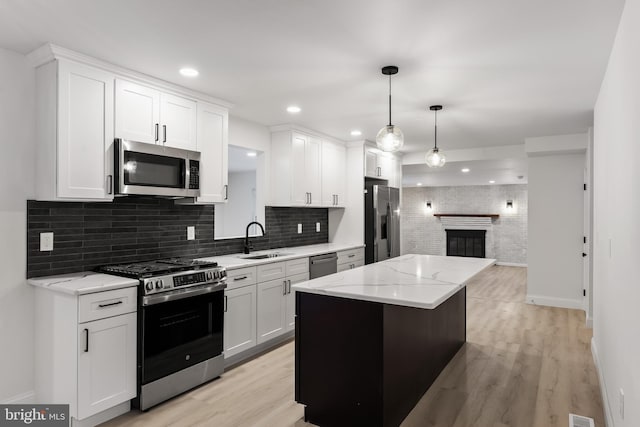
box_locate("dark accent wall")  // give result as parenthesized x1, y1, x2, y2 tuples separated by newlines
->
(27, 198, 328, 278)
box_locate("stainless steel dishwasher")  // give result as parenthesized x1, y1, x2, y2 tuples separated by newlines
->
(309, 252, 338, 279)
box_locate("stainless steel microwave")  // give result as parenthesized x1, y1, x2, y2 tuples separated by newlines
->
(114, 139, 201, 197)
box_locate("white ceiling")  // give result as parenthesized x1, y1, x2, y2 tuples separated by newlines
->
(403, 158, 528, 187)
(0, 0, 624, 153)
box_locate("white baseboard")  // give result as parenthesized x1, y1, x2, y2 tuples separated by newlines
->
(495, 262, 528, 267)
(591, 338, 614, 427)
(0, 391, 35, 404)
(525, 294, 583, 310)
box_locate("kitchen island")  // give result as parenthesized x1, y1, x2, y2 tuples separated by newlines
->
(292, 254, 495, 427)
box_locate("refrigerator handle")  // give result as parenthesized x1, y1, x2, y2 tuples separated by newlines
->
(386, 203, 392, 257)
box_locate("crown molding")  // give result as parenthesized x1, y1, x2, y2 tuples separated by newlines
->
(269, 123, 346, 145)
(26, 43, 234, 109)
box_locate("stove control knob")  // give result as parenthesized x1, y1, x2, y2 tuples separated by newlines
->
(145, 281, 154, 292)
(206, 271, 213, 280)
(221, 270, 227, 278)
(155, 280, 163, 289)
(212, 271, 219, 280)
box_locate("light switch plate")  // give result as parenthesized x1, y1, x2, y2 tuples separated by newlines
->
(40, 232, 54, 251)
(187, 226, 196, 240)
(297, 224, 303, 234)
(316, 222, 320, 232)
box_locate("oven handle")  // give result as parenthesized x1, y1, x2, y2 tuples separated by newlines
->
(142, 282, 227, 306)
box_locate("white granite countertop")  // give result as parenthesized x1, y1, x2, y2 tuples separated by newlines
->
(28, 272, 139, 296)
(28, 242, 364, 295)
(292, 254, 496, 309)
(197, 242, 364, 269)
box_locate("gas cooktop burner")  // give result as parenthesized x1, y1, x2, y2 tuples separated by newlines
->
(97, 258, 218, 279)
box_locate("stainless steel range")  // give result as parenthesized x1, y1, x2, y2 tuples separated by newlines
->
(98, 258, 226, 411)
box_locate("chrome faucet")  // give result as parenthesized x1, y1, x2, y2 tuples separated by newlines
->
(244, 221, 265, 254)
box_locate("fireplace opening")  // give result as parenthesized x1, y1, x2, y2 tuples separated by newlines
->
(446, 229, 486, 258)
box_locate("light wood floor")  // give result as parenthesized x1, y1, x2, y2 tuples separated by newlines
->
(101, 266, 604, 427)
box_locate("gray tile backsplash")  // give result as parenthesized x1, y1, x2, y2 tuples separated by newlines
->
(27, 198, 328, 278)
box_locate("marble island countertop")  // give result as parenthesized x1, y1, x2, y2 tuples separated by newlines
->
(292, 254, 496, 309)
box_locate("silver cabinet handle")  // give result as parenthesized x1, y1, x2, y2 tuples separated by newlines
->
(84, 328, 89, 352)
(155, 123, 159, 142)
(283, 280, 287, 296)
(224, 295, 228, 312)
(348, 254, 355, 258)
(163, 125, 167, 143)
(107, 175, 113, 195)
(287, 279, 292, 294)
(233, 276, 248, 281)
(224, 184, 228, 200)
(309, 192, 312, 204)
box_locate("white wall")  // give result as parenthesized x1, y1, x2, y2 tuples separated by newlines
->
(593, 1, 640, 425)
(0, 48, 36, 402)
(215, 171, 257, 238)
(527, 146, 585, 309)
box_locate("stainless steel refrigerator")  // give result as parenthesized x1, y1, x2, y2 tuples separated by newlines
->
(365, 184, 400, 264)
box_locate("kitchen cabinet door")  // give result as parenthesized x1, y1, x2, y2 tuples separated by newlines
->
(321, 140, 346, 207)
(194, 102, 228, 203)
(160, 93, 197, 151)
(56, 60, 115, 200)
(285, 272, 309, 331)
(115, 79, 160, 144)
(290, 133, 309, 206)
(365, 149, 378, 178)
(257, 278, 288, 344)
(305, 136, 322, 206)
(77, 312, 136, 420)
(224, 285, 257, 358)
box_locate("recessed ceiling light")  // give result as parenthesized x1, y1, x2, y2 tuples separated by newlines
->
(461, 168, 470, 173)
(416, 183, 423, 186)
(286, 106, 301, 114)
(179, 67, 199, 77)
(350, 130, 362, 136)
(489, 180, 495, 184)
(246, 152, 257, 157)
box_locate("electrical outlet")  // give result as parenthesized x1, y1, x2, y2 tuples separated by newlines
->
(40, 232, 54, 251)
(316, 222, 320, 232)
(187, 226, 195, 240)
(619, 388, 624, 419)
(297, 224, 302, 234)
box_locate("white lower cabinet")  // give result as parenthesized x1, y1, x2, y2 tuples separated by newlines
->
(337, 247, 365, 272)
(35, 286, 137, 425)
(257, 278, 288, 343)
(223, 285, 257, 358)
(285, 272, 309, 331)
(77, 313, 137, 419)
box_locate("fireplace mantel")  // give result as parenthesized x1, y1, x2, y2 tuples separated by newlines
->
(434, 214, 499, 219)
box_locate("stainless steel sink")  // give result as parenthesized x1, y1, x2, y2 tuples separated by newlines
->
(239, 252, 291, 260)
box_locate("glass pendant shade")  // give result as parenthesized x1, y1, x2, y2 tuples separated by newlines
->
(425, 147, 446, 168)
(376, 125, 404, 152)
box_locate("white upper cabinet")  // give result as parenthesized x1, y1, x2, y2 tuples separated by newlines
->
(271, 130, 322, 207)
(115, 79, 197, 151)
(114, 79, 160, 144)
(35, 58, 115, 201)
(364, 146, 401, 185)
(193, 102, 229, 203)
(321, 140, 346, 207)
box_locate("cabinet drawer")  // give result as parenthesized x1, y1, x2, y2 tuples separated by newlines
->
(226, 266, 257, 290)
(286, 258, 309, 276)
(257, 261, 286, 283)
(79, 287, 137, 323)
(337, 259, 364, 272)
(337, 248, 364, 265)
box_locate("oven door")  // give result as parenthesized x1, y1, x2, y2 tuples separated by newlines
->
(115, 139, 201, 197)
(140, 288, 223, 385)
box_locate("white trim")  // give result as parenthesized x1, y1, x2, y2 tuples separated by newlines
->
(586, 315, 593, 329)
(0, 391, 35, 404)
(496, 262, 527, 267)
(269, 123, 346, 144)
(591, 338, 614, 427)
(525, 294, 583, 310)
(27, 44, 234, 109)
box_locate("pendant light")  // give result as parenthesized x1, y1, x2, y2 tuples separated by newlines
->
(375, 65, 404, 152)
(425, 105, 446, 168)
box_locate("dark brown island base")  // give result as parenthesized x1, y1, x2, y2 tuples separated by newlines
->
(292, 254, 495, 427)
